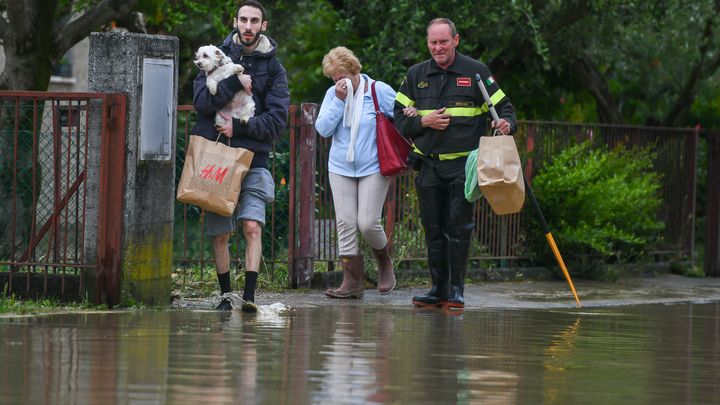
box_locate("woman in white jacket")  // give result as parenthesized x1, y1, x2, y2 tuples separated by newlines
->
(315, 46, 397, 298)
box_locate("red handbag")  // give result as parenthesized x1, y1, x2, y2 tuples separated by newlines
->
(371, 81, 411, 176)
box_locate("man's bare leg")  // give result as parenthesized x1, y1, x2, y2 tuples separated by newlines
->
(213, 233, 233, 310)
(241, 220, 262, 312)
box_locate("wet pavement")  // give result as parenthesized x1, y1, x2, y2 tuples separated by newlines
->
(174, 274, 720, 310)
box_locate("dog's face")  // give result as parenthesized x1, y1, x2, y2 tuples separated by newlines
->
(193, 45, 230, 72)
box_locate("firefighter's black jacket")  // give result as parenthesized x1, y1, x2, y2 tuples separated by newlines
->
(394, 51, 517, 160)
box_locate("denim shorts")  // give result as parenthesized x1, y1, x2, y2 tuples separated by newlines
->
(206, 168, 275, 236)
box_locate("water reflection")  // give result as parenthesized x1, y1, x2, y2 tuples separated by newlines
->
(310, 306, 394, 403)
(543, 317, 581, 403)
(1, 303, 719, 404)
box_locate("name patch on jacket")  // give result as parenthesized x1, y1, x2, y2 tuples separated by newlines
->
(449, 101, 475, 108)
(456, 77, 472, 87)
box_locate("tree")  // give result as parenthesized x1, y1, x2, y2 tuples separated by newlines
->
(0, 0, 140, 91)
(276, 0, 720, 127)
(528, 1, 720, 126)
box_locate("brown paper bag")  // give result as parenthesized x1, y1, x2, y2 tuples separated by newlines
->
(477, 135, 525, 215)
(176, 135, 254, 217)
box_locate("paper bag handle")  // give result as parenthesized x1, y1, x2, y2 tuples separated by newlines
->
(215, 133, 231, 146)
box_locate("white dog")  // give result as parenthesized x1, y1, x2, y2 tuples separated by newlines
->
(193, 45, 255, 125)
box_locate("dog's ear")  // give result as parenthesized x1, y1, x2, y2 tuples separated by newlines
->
(214, 49, 224, 61)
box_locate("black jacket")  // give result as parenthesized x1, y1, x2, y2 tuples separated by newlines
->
(393, 51, 516, 158)
(191, 32, 290, 168)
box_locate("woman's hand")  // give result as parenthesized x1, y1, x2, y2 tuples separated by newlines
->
(403, 106, 418, 117)
(334, 79, 349, 100)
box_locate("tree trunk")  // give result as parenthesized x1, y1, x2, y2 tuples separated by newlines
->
(571, 54, 624, 124)
(0, 0, 140, 90)
(662, 4, 720, 127)
(0, 0, 58, 90)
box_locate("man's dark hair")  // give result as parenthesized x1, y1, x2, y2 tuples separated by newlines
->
(427, 18, 457, 37)
(237, 0, 267, 22)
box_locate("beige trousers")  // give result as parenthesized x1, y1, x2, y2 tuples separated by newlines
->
(329, 172, 389, 255)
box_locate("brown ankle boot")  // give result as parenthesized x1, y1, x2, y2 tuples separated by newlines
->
(325, 255, 365, 298)
(373, 245, 396, 294)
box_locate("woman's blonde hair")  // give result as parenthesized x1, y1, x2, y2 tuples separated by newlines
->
(321, 46, 362, 78)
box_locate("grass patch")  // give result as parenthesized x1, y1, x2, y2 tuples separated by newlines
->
(172, 260, 291, 299)
(0, 288, 107, 315)
(671, 261, 706, 278)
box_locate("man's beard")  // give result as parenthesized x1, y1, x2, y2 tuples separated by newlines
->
(239, 31, 261, 47)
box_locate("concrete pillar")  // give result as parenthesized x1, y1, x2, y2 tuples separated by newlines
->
(88, 32, 178, 305)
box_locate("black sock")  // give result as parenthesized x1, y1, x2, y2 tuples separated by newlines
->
(243, 271, 258, 302)
(217, 272, 232, 295)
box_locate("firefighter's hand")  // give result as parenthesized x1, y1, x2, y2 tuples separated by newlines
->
(492, 118, 512, 135)
(421, 107, 451, 130)
(215, 112, 233, 138)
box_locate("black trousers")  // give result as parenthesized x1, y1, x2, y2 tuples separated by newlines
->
(415, 158, 475, 245)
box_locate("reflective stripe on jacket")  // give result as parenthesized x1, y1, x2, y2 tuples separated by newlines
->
(393, 51, 516, 159)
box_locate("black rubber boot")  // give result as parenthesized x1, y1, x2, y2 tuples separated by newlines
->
(447, 238, 471, 310)
(412, 240, 449, 307)
(412, 171, 451, 308)
(446, 182, 474, 310)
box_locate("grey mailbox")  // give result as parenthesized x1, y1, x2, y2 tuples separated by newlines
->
(139, 57, 174, 160)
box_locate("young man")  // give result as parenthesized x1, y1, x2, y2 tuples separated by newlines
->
(393, 18, 517, 310)
(191, 0, 290, 312)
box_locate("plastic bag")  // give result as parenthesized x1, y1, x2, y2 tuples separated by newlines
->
(464, 148, 482, 202)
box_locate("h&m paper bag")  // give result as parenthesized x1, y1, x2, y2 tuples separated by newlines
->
(477, 135, 525, 215)
(176, 135, 254, 217)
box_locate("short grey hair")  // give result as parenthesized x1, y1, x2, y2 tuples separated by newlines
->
(427, 18, 457, 37)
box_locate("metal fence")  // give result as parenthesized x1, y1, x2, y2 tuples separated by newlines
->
(0, 91, 125, 301)
(309, 133, 525, 264)
(300, 117, 698, 268)
(522, 121, 698, 258)
(705, 131, 720, 276)
(174, 104, 700, 284)
(0, 96, 711, 300)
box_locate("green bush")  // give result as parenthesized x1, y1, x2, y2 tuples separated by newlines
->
(524, 141, 664, 264)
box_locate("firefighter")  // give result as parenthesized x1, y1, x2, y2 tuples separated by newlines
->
(394, 18, 517, 310)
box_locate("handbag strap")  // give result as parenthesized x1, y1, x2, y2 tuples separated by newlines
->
(370, 81, 381, 114)
(371, 80, 412, 147)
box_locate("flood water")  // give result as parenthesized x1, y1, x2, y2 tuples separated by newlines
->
(1, 303, 719, 404)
